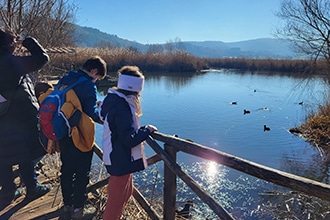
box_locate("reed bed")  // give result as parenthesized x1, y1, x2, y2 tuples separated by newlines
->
(39, 47, 330, 80)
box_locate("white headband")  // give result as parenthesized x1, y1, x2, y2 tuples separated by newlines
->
(117, 74, 144, 92)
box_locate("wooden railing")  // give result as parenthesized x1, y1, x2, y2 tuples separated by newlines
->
(90, 131, 330, 220)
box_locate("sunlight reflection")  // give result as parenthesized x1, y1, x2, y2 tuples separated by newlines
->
(206, 161, 219, 181)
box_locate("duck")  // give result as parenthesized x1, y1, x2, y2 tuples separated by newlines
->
(298, 101, 303, 105)
(264, 125, 270, 131)
(175, 200, 194, 219)
(289, 127, 302, 134)
(230, 101, 237, 105)
(243, 109, 251, 114)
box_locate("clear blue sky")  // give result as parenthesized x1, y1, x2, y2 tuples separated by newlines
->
(73, 0, 283, 44)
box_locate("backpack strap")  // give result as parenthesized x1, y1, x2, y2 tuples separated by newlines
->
(55, 76, 88, 92)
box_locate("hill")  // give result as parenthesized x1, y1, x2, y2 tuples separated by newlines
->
(73, 25, 296, 59)
(73, 25, 145, 51)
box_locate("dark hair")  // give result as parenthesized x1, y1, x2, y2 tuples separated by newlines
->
(34, 82, 53, 99)
(82, 56, 107, 79)
(0, 28, 16, 54)
(117, 65, 144, 96)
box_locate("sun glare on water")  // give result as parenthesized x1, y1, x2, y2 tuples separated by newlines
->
(206, 161, 218, 178)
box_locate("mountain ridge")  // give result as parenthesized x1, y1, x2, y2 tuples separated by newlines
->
(73, 25, 296, 59)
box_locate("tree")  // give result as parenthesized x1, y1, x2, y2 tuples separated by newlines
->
(146, 43, 164, 54)
(174, 37, 186, 52)
(165, 37, 186, 54)
(0, 0, 77, 47)
(94, 40, 113, 49)
(164, 40, 174, 54)
(275, 0, 330, 67)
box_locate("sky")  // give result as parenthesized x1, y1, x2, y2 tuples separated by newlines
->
(73, 0, 283, 44)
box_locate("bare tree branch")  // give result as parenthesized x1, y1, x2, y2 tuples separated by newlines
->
(275, 0, 330, 68)
(0, 0, 77, 47)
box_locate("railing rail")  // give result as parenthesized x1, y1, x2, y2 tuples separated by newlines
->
(151, 132, 330, 201)
(146, 135, 235, 220)
(91, 131, 330, 219)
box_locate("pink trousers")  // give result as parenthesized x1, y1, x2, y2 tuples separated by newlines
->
(102, 174, 133, 220)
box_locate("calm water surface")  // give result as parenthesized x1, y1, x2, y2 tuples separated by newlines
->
(95, 70, 330, 219)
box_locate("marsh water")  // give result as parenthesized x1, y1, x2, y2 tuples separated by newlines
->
(94, 70, 330, 219)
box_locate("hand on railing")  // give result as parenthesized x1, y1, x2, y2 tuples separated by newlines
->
(146, 124, 158, 133)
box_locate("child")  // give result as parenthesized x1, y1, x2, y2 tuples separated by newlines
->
(34, 82, 63, 155)
(100, 65, 157, 220)
(34, 82, 53, 100)
(58, 56, 106, 219)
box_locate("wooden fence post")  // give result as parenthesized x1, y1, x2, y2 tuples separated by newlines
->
(147, 136, 235, 220)
(163, 143, 177, 220)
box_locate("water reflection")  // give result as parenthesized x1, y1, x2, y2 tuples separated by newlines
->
(134, 161, 273, 219)
(206, 161, 218, 179)
(97, 86, 110, 96)
(144, 72, 201, 92)
(97, 72, 200, 96)
(280, 148, 330, 184)
(96, 71, 330, 219)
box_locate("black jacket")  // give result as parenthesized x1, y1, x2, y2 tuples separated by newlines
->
(0, 37, 49, 165)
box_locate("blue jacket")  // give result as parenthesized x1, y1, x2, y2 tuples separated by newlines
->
(100, 89, 151, 176)
(59, 70, 101, 123)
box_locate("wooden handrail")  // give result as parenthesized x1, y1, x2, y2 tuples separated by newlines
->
(146, 136, 235, 220)
(91, 131, 330, 219)
(150, 132, 330, 202)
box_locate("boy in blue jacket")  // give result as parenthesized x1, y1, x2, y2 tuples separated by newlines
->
(58, 56, 106, 219)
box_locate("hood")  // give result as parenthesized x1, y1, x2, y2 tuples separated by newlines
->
(100, 88, 126, 120)
(60, 70, 92, 85)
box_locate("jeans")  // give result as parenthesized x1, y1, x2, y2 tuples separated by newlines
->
(59, 136, 93, 208)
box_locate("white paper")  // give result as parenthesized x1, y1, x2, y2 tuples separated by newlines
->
(0, 94, 7, 103)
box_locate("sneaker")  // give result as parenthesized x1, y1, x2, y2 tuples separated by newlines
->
(59, 205, 73, 220)
(13, 187, 24, 200)
(26, 183, 50, 200)
(72, 206, 97, 219)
